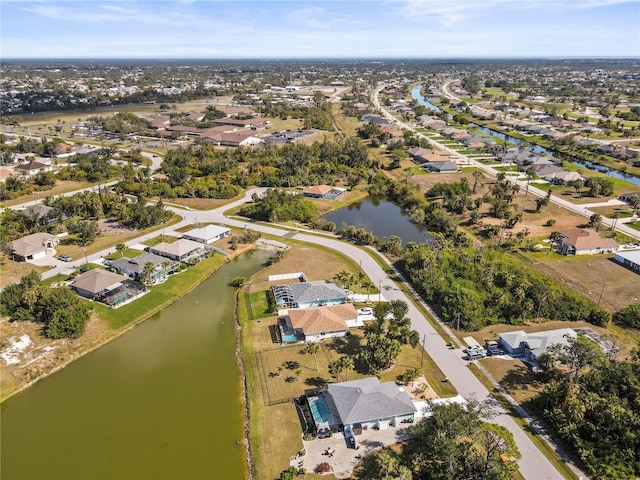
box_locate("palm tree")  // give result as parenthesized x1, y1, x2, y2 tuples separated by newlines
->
(142, 262, 155, 285)
(328, 358, 344, 381)
(548, 231, 562, 254)
(354, 271, 366, 293)
(339, 356, 354, 381)
(472, 171, 483, 193)
(525, 167, 537, 196)
(115, 243, 126, 258)
(294, 369, 302, 381)
(333, 270, 350, 289)
(361, 279, 374, 302)
(302, 342, 320, 372)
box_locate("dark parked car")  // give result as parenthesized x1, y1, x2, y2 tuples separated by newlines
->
(486, 347, 504, 356)
(58, 254, 72, 262)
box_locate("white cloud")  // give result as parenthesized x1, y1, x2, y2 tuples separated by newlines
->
(393, 0, 639, 25)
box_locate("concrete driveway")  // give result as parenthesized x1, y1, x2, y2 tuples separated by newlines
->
(292, 426, 409, 479)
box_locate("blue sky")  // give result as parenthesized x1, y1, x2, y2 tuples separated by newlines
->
(2, 0, 639, 58)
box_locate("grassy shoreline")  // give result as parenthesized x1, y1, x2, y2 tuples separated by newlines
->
(0, 248, 250, 403)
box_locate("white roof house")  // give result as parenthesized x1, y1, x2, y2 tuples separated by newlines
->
(614, 249, 640, 274)
(500, 328, 577, 363)
(149, 239, 208, 263)
(182, 225, 231, 244)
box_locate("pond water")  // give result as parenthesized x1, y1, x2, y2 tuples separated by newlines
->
(1, 251, 268, 480)
(323, 196, 428, 245)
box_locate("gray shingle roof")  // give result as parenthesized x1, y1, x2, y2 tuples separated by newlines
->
(326, 377, 416, 425)
(110, 252, 172, 275)
(287, 281, 346, 304)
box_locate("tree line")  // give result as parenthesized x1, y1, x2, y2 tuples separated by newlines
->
(0, 271, 91, 339)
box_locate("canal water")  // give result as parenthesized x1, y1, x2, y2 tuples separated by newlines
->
(1, 251, 268, 480)
(323, 195, 427, 244)
(411, 84, 640, 186)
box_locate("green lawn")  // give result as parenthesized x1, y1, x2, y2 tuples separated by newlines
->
(93, 254, 227, 329)
(627, 221, 640, 232)
(41, 273, 70, 286)
(142, 235, 179, 247)
(104, 248, 140, 260)
(245, 290, 273, 320)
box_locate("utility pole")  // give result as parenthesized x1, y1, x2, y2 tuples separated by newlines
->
(378, 279, 381, 303)
(420, 334, 426, 375)
(597, 282, 606, 307)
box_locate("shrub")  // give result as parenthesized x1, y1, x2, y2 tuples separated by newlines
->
(545, 219, 556, 227)
(316, 462, 332, 473)
(613, 302, 640, 328)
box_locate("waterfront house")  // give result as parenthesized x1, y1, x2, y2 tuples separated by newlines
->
(71, 269, 145, 307)
(272, 281, 347, 309)
(306, 377, 416, 436)
(182, 225, 231, 244)
(302, 185, 346, 200)
(279, 304, 357, 343)
(109, 252, 179, 283)
(149, 239, 209, 264)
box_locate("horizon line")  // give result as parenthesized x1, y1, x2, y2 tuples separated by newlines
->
(2, 56, 639, 62)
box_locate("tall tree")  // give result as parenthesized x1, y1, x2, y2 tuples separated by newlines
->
(302, 342, 320, 372)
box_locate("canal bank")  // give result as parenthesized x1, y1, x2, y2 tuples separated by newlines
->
(1, 248, 254, 403)
(1, 249, 269, 480)
(412, 84, 640, 184)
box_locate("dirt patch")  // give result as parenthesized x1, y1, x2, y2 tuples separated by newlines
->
(0, 314, 112, 401)
(402, 376, 439, 401)
(97, 218, 138, 236)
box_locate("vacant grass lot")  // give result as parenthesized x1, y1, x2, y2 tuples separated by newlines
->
(520, 251, 640, 313)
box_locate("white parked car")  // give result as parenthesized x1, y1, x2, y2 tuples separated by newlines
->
(358, 308, 373, 315)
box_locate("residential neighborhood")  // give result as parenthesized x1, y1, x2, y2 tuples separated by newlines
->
(2, 51, 640, 480)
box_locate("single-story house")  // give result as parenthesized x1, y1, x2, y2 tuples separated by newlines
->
(423, 161, 460, 173)
(109, 252, 179, 283)
(302, 185, 346, 200)
(558, 228, 619, 255)
(182, 225, 231, 244)
(149, 239, 209, 263)
(10, 232, 60, 261)
(23, 205, 59, 225)
(71, 269, 145, 307)
(360, 114, 389, 126)
(15, 161, 52, 176)
(619, 192, 640, 204)
(272, 281, 347, 309)
(279, 304, 357, 343)
(530, 164, 562, 176)
(544, 171, 584, 184)
(614, 249, 640, 274)
(306, 377, 416, 435)
(499, 328, 577, 363)
(201, 130, 263, 147)
(209, 117, 269, 129)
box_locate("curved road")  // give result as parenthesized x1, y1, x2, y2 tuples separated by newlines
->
(36, 189, 564, 480)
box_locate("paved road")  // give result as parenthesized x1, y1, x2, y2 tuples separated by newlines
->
(374, 84, 639, 241)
